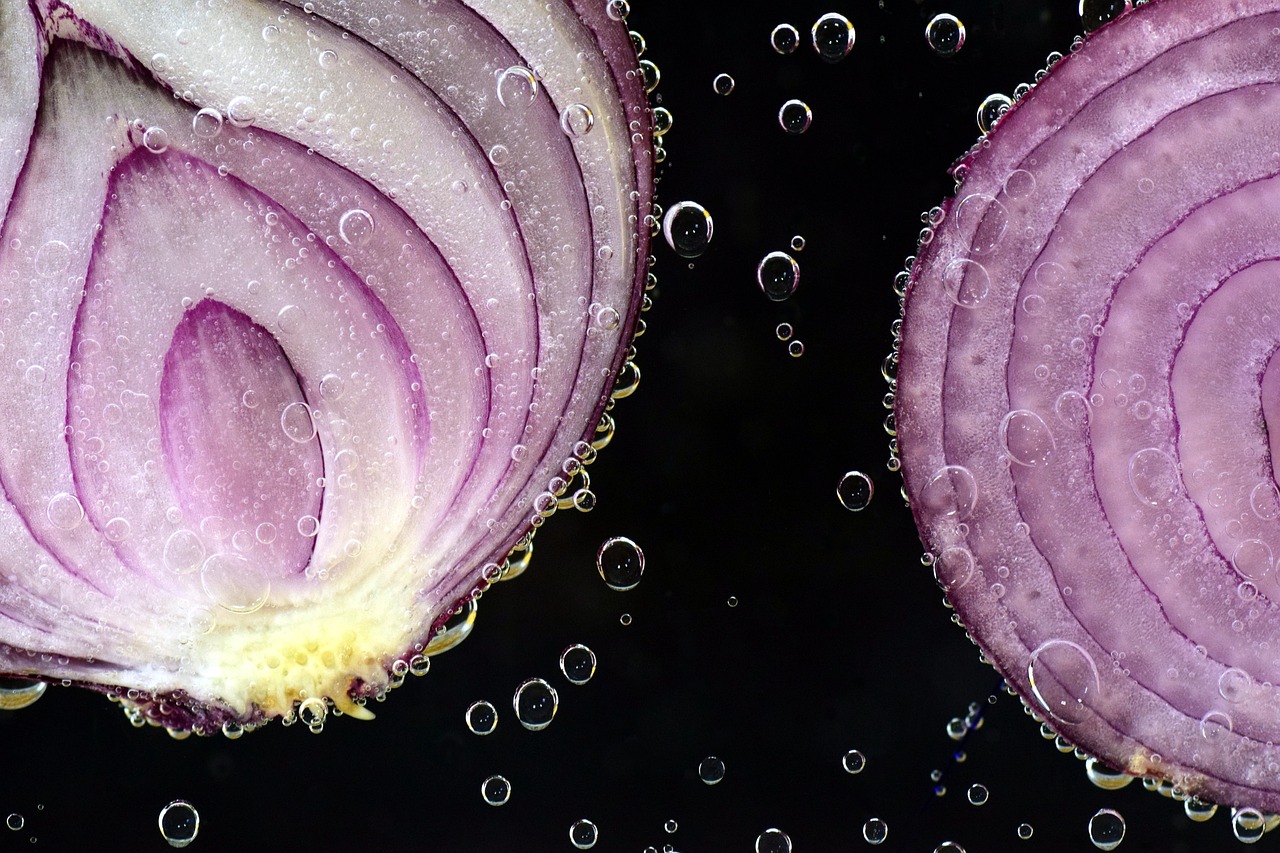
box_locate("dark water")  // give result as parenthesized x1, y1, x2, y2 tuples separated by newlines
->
(0, 1, 1214, 850)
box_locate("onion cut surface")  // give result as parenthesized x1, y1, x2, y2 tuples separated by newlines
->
(0, 0, 652, 732)
(897, 0, 1280, 810)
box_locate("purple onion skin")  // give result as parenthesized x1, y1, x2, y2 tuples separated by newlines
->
(898, 0, 1280, 810)
(0, 0, 653, 734)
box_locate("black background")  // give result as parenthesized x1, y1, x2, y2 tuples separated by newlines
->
(0, 2, 1231, 851)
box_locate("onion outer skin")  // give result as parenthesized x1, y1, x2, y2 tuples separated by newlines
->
(0, 0, 653, 733)
(897, 0, 1280, 810)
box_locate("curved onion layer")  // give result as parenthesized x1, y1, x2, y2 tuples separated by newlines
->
(0, 0, 652, 732)
(897, 0, 1280, 810)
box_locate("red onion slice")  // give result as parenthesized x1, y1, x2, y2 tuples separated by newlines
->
(897, 0, 1280, 810)
(0, 0, 651, 733)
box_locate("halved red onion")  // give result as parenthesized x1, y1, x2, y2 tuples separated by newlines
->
(0, 0, 652, 733)
(896, 0, 1280, 810)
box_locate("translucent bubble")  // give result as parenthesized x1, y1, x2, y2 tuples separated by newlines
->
(712, 73, 735, 95)
(837, 471, 874, 511)
(570, 819, 599, 850)
(1028, 639, 1099, 725)
(481, 774, 511, 806)
(1080, 0, 1132, 34)
(317, 48, 338, 68)
(46, 492, 84, 530)
(921, 465, 978, 518)
(862, 818, 889, 845)
(158, 800, 199, 849)
(297, 515, 320, 537)
(757, 251, 800, 300)
(34, 240, 70, 276)
(338, 208, 375, 247)
(775, 323, 794, 342)
(1087, 808, 1125, 850)
(664, 819, 678, 834)
(698, 756, 726, 785)
(465, 700, 498, 735)
(0, 678, 47, 710)
(966, 783, 989, 805)
(1000, 410, 1055, 466)
(941, 258, 990, 308)
(770, 23, 800, 54)
(1184, 798, 1217, 822)
(810, 13, 855, 62)
(277, 304, 304, 334)
(841, 749, 866, 774)
(6, 813, 23, 831)
(976, 93, 1012, 134)
(790, 235, 805, 251)
(280, 401, 318, 442)
(1017, 823, 1034, 840)
(755, 828, 792, 853)
(605, 0, 629, 21)
(496, 66, 539, 109)
(1084, 757, 1134, 790)
(225, 95, 257, 127)
(421, 600, 476, 659)
(1127, 447, 1181, 505)
(934, 844, 966, 853)
(513, 677, 558, 730)
(597, 536, 645, 590)
(787, 340, 805, 358)
(560, 103, 595, 137)
(652, 107, 673, 137)
(778, 99, 812, 134)
(142, 126, 170, 154)
(201, 553, 269, 613)
(926, 13, 966, 56)
(560, 644, 597, 685)
(640, 59, 660, 94)
(662, 201, 714, 259)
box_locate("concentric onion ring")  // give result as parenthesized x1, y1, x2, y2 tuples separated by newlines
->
(0, 0, 652, 733)
(898, 0, 1280, 809)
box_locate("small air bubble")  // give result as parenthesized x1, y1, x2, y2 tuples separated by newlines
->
(713, 73, 735, 95)
(338, 208, 375, 247)
(698, 756, 726, 785)
(560, 103, 595, 137)
(837, 471, 874, 511)
(496, 66, 539, 109)
(977, 93, 1013, 134)
(570, 819, 599, 850)
(755, 828, 792, 853)
(158, 801, 199, 849)
(465, 700, 498, 735)
(1087, 808, 1125, 851)
(778, 99, 812, 134)
(926, 14, 967, 56)
(662, 201, 714, 258)
(770, 23, 800, 54)
(842, 749, 866, 774)
(862, 818, 889, 845)
(811, 12, 855, 62)
(757, 251, 800, 300)
(597, 536, 644, 590)
(481, 774, 511, 806)
(1080, 0, 1132, 34)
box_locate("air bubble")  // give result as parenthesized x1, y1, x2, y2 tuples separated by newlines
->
(713, 73, 735, 95)
(811, 13, 855, 62)
(597, 536, 644, 590)
(337, 208, 375, 247)
(570, 819, 599, 849)
(559, 644, 597, 685)
(837, 470, 874, 511)
(481, 774, 511, 806)
(778, 99, 812, 134)
(698, 756, 726, 785)
(1087, 808, 1125, 850)
(1080, 0, 1132, 34)
(496, 66, 539, 109)
(662, 201, 714, 258)
(0, 678, 47, 710)
(926, 14, 966, 56)
(465, 699, 498, 735)
(841, 749, 866, 774)
(977, 93, 1012, 134)
(770, 23, 800, 54)
(159, 801, 199, 849)
(560, 103, 595, 137)
(862, 818, 889, 845)
(757, 251, 800, 301)
(755, 828, 792, 853)
(513, 677, 558, 730)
